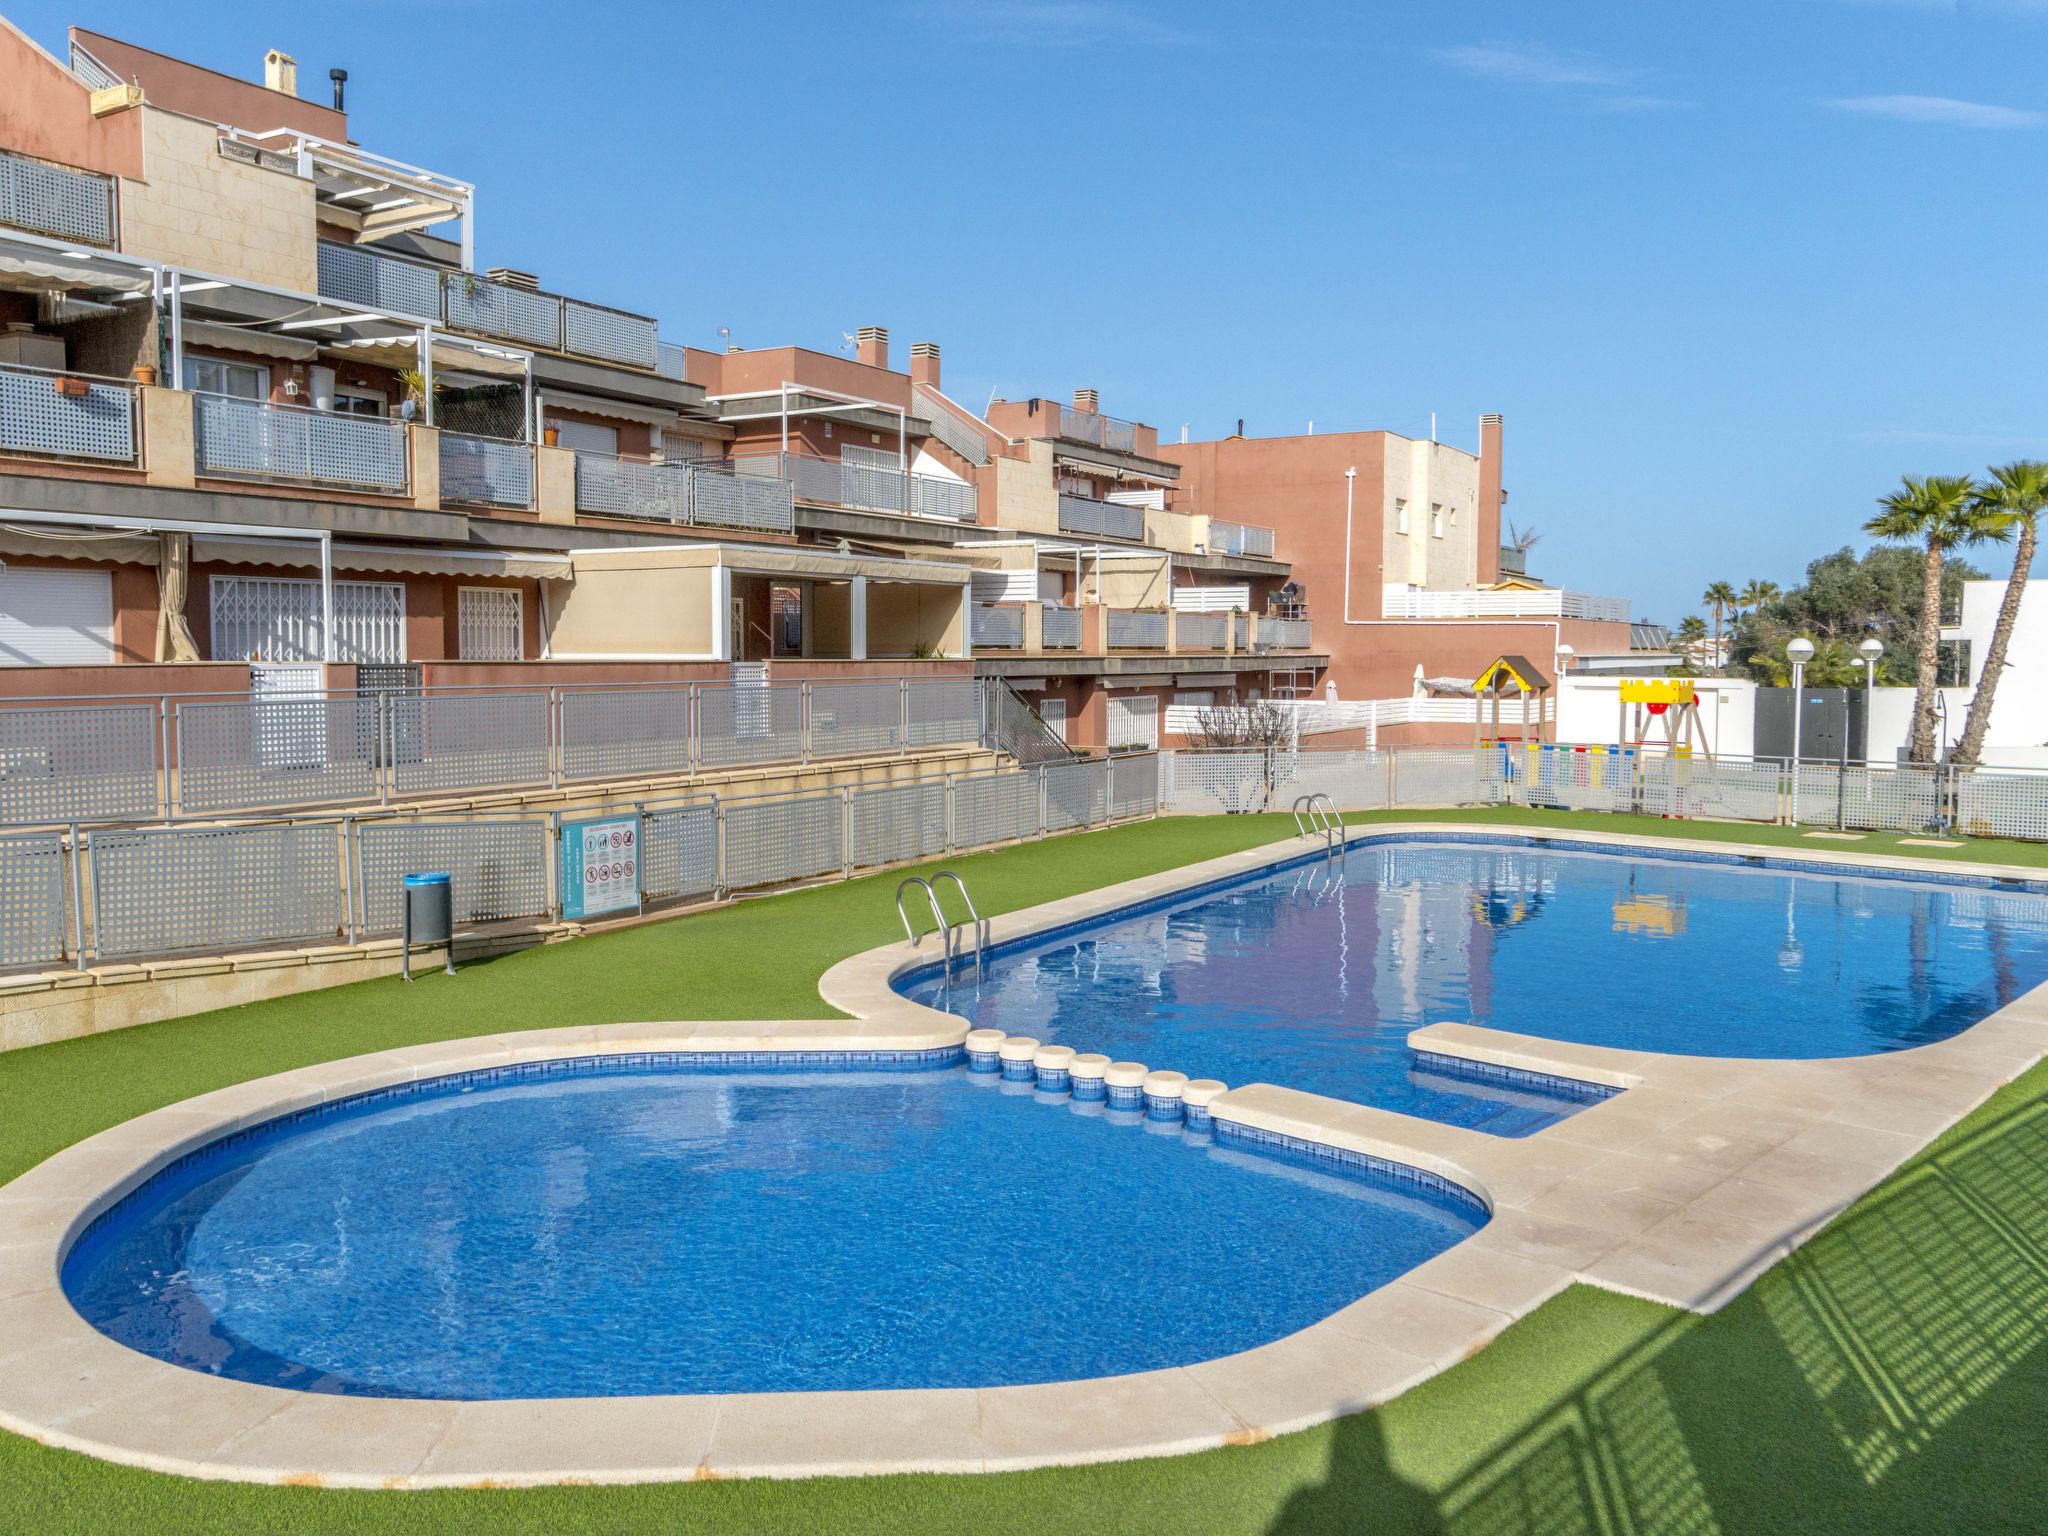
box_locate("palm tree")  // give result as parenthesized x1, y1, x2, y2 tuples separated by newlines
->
(1951, 461, 2048, 766)
(1738, 578, 1779, 619)
(1701, 581, 1736, 673)
(1864, 474, 1988, 763)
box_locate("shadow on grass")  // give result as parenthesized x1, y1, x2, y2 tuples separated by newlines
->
(1270, 1094, 2048, 1535)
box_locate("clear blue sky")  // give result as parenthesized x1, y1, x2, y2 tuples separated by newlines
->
(17, 1, 2047, 624)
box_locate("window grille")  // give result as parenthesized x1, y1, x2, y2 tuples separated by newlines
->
(209, 576, 405, 664)
(458, 587, 523, 661)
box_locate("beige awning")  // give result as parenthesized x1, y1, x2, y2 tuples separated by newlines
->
(568, 541, 972, 586)
(0, 524, 158, 565)
(540, 388, 679, 431)
(191, 536, 571, 580)
(0, 250, 152, 296)
(1054, 454, 1174, 486)
(183, 321, 320, 362)
(326, 335, 529, 379)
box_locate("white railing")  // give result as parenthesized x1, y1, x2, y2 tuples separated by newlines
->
(1163, 696, 1557, 738)
(1172, 586, 1249, 613)
(730, 452, 977, 523)
(1058, 492, 1146, 542)
(194, 394, 410, 493)
(1207, 520, 1275, 558)
(657, 340, 690, 381)
(0, 148, 115, 246)
(914, 387, 991, 465)
(1380, 588, 1632, 623)
(687, 460, 798, 533)
(0, 363, 137, 463)
(439, 431, 533, 508)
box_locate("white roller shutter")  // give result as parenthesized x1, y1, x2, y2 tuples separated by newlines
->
(1107, 694, 1159, 750)
(0, 567, 114, 665)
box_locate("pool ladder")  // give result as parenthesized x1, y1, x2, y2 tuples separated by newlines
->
(896, 871, 989, 979)
(1292, 793, 1342, 852)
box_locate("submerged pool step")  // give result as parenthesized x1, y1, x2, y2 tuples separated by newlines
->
(966, 1029, 1226, 1127)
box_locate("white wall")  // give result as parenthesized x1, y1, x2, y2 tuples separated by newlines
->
(1555, 676, 1756, 757)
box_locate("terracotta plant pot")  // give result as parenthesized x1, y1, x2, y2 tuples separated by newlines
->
(543, 427, 559, 447)
(132, 365, 157, 386)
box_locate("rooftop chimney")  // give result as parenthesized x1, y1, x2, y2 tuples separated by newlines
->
(263, 50, 298, 98)
(909, 341, 940, 390)
(486, 267, 540, 293)
(1073, 388, 1099, 414)
(329, 68, 348, 112)
(856, 326, 889, 370)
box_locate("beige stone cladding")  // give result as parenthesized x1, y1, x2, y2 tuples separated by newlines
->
(1382, 435, 1483, 592)
(119, 108, 318, 293)
(993, 439, 1060, 535)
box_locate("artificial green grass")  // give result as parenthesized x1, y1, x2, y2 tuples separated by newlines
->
(6, 808, 2048, 1533)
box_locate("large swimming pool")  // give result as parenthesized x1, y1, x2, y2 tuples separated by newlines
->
(903, 839, 2048, 1132)
(63, 1061, 1484, 1399)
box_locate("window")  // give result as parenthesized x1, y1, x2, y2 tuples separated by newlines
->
(1174, 690, 1214, 707)
(1394, 499, 1409, 534)
(0, 567, 113, 666)
(552, 419, 618, 456)
(210, 576, 405, 663)
(771, 584, 804, 656)
(331, 386, 386, 418)
(1431, 504, 1444, 539)
(662, 433, 710, 462)
(182, 357, 268, 400)
(1448, 507, 1459, 528)
(1037, 697, 1067, 743)
(1107, 694, 1159, 750)
(458, 587, 523, 661)
(1936, 639, 1972, 688)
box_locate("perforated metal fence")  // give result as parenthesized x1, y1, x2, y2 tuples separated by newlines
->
(88, 823, 343, 958)
(809, 681, 902, 759)
(175, 696, 379, 814)
(563, 300, 659, 370)
(1109, 752, 1160, 819)
(692, 464, 797, 533)
(195, 394, 409, 493)
(0, 832, 68, 968)
(1958, 771, 2048, 841)
(390, 693, 551, 797)
(358, 819, 550, 932)
(1795, 764, 1944, 833)
(1042, 606, 1082, 648)
(1639, 755, 1784, 823)
(908, 678, 982, 750)
(439, 431, 534, 508)
(1107, 609, 1168, 648)
(1288, 750, 1391, 811)
(953, 768, 1042, 847)
(315, 241, 442, 319)
(444, 275, 562, 350)
(560, 688, 693, 782)
(0, 364, 136, 462)
(725, 792, 844, 889)
(0, 704, 159, 825)
(699, 683, 802, 768)
(1391, 749, 1506, 807)
(1044, 758, 1109, 831)
(1514, 745, 1635, 814)
(0, 148, 114, 245)
(640, 802, 718, 903)
(575, 453, 690, 521)
(973, 605, 1024, 648)
(1058, 494, 1145, 541)
(1176, 612, 1228, 650)
(851, 780, 948, 869)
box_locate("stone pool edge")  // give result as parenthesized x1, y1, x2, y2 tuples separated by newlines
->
(0, 822, 2041, 1488)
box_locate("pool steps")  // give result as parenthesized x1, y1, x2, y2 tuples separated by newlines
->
(967, 1030, 1228, 1129)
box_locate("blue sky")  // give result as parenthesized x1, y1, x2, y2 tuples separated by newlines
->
(17, 1, 2048, 623)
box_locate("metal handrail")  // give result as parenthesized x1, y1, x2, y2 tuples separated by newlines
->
(1291, 793, 1340, 851)
(896, 876, 953, 968)
(931, 870, 987, 979)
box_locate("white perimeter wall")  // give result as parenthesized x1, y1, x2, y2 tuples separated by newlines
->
(1555, 676, 1757, 758)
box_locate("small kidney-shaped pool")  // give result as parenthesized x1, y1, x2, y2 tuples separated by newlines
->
(64, 1060, 1484, 1400)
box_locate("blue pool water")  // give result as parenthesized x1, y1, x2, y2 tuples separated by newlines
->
(904, 839, 2048, 1133)
(63, 1062, 1484, 1399)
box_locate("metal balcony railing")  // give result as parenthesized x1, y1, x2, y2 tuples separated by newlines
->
(194, 393, 409, 493)
(574, 452, 797, 533)
(729, 452, 977, 523)
(1042, 605, 1082, 649)
(1208, 519, 1275, 558)
(0, 363, 138, 464)
(1176, 612, 1228, 650)
(1054, 405, 1137, 453)
(913, 386, 991, 466)
(692, 461, 798, 533)
(1259, 618, 1314, 650)
(316, 243, 659, 369)
(0, 149, 115, 247)
(1057, 492, 1146, 542)
(1107, 609, 1169, 649)
(439, 431, 533, 509)
(972, 604, 1025, 649)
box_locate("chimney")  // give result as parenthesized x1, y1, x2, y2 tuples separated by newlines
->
(1073, 388, 1099, 414)
(263, 50, 298, 97)
(329, 68, 348, 112)
(856, 326, 889, 369)
(486, 267, 540, 293)
(1478, 414, 1505, 585)
(909, 341, 940, 390)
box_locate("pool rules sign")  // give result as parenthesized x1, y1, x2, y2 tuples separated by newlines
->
(561, 814, 640, 920)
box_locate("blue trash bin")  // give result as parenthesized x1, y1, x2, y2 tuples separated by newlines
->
(402, 871, 455, 980)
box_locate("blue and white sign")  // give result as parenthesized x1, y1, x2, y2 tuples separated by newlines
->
(562, 814, 639, 919)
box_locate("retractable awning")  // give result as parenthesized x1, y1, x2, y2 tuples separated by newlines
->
(191, 536, 572, 580)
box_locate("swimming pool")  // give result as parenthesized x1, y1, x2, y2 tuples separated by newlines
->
(63, 1060, 1485, 1400)
(902, 838, 2048, 1130)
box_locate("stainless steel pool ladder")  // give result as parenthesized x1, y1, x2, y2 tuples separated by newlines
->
(895, 873, 989, 978)
(1292, 793, 1341, 852)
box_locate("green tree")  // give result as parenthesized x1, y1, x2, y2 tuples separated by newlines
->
(1737, 579, 1779, 621)
(1865, 474, 1991, 763)
(1727, 545, 1986, 688)
(1701, 581, 1737, 674)
(1951, 461, 2048, 767)
(1749, 636, 1862, 688)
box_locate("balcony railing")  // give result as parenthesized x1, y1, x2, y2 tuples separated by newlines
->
(575, 452, 796, 533)
(1042, 605, 1082, 649)
(194, 393, 409, 494)
(316, 243, 660, 370)
(1207, 519, 1275, 558)
(1380, 588, 1631, 623)
(972, 604, 1025, 649)
(0, 149, 115, 247)
(1176, 612, 1228, 650)
(1107, 609, 1169, 649)
(1258, 617, 1314, 650)
(0, 363, 137, 465)
(1057, 492, 1146, 542)
(1054, 405, 1137, 453)
(914, 387, 991, 466)
(439, 431, 533, 509)
(730, 451, 977, 523)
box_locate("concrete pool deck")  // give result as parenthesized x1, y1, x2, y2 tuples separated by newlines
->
(2, 821, 2046, 1487)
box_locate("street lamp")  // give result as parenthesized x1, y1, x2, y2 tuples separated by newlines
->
(1787, 637, 1815, 824)
(1555, 642, 1574, 675)
(1858, 637, 1884, 767)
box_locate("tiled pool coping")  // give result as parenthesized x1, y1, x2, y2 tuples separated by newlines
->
(3, 822, 2047, 1488)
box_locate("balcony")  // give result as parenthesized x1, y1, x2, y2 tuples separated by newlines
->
(1052, 404, 1137, 453)
(730, 451, 977, 523)
(1057, 492, 1146, 542)
(1174, 611, 1229, 651)
(316, 243, 660, 370)
(573, 451, 795, 533)
(1042, 605, 1082, 649)
(1207, 519, 1275, 558)
(0, 363, 138, 466)
(0, 149, 115, 247)
(1107, 609, 1169, 649)
(438, 431, 533, 510)
(193, 394, 409, 494)
(1380, 588, 1631, 623)
(972, 604, 1025, 649)
(1257, 617, 1313, 651)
